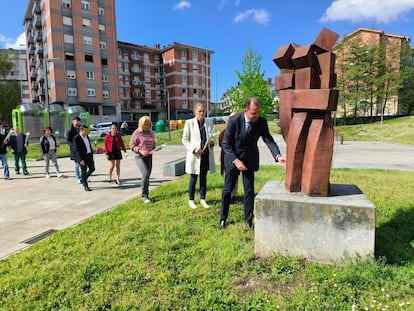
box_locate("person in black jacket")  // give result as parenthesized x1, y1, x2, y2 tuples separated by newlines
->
(73, 125, 95, 191)
(7, 126, 29, 175)
(40, 127, 62, 178)
(0, 122, 10, 180)
(66, 116, 81, 183)
(219, 98, 286, 230)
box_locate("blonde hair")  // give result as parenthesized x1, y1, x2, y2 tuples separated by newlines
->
(193, 102, 205, 112)
(138, 116, 153, 132)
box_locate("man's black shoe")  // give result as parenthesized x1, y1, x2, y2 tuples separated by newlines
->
(219, 220, 227, 229)
(23, 171, 29, 175)
(84, 186, 92, 191)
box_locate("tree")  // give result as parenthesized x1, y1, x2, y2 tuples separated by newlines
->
(225, 47, 274, 117)
(0, 52, 21, 125)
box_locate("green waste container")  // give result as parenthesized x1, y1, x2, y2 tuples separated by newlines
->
(155, 120, 166, 133)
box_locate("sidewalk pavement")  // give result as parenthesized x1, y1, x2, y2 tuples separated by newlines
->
(1, 137, 413, 259)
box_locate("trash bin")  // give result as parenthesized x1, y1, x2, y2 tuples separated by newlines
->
(155, 120, 166, 133)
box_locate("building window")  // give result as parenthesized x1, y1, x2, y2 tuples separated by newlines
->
(65, 52, 74, 61)
(87, 88, 96, 97)
(182, 75, 187, 83)
(82, 18, 91, 28)
(99, 41, 107, 50)
(85, 54, 93, 62)
(102, 73, 109, 82)
(98, 24, 106, 33)
(81, 1, 90, 10)
(192, 51, 198, 59)
(62, 0, 71, 8)
(86, 71, 95, 80)
(194, 76, 198, 84)
(194, 89, 197, 95)
(68, 87, 77, 96)
(182, 50, 187, 57)
(64, 34, 74, 44)
(101, 58, 108, 66)
(98, 7, 105, 16)
(102, 90, 109, 98)
(66, 70, 76, 79)
(83, 36, 92, 45)
(62, 16, 72, 26)
(131, 51, 139, 60)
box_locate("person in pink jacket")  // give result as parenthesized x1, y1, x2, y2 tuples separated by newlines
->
(130, 116, 155, 203)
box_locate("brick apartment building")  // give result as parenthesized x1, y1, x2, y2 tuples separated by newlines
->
(23, 0, 213, 124)
(334, 28, 411, 117)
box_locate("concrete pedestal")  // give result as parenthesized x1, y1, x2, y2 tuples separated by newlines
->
(254, 181, 375, 264)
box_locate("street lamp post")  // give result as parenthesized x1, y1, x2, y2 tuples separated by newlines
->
(43, 57, 62, 128)
(166, 89, 171, 140)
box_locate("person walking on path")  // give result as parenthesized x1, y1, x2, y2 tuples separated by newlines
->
(7, 126, 29, 176)
(73, 125, 95, 191)
(66, 116, 81, 183)
(40, 126, 63, 178)
(182, 102, 216, 209)
(104, 123, 126, 184)
(219, 98, 286, 230)
(0, 123, 10, 180)
(120, 121, 128, 136)
(130, 116, 155, 203)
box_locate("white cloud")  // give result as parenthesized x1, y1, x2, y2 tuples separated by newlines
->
(174, 0, 191, 11)
(0, 32, 26, 49)
(234, 9, 270, 25)
(320, 0, 414, 24)
(218, 0, 241, 10)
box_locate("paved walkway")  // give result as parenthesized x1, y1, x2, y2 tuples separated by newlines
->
(1, 137, 413, 259)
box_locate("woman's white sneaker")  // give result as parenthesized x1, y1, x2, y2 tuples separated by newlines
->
(189, 200, 197, 209)
(200, 199, 210, 209)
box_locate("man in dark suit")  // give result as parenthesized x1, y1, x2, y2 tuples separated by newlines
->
(220, 98, 286, 229)
(73, 125, 95, 191)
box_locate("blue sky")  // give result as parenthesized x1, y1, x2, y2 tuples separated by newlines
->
(1, 0, 414, 101)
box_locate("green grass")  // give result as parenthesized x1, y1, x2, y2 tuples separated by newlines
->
(336, 115, 414, 144)
(0, 167, 413, 310)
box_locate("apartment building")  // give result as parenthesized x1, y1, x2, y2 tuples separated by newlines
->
(24, 0, 119, 123)
(1, 48, 30, 105)
(334, 28, 411, 117)
(117, 41, 213, 122)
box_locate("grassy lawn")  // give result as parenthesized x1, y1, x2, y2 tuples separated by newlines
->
(0, 166, 413, 309)
(336, 115, 414, 144)
(1, 117, 413, 309)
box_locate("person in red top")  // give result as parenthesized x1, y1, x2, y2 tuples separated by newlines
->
(130, 116, 155, 203)
(104, 123, 126, 185)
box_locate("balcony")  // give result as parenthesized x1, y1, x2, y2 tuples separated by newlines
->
(132, 80, 145, 88)
(33, 13, 41, 28)
(31, 0, 40, 15)
(131, 68, 144, 75)
(34, 30, 42, 42)
(130, 55, 144, 62)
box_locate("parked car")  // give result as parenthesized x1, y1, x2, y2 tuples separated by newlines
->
(117, 121, 138, 135)
(91, 122, 113, 137)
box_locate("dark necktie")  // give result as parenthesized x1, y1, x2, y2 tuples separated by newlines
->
(246, 122, 252, 135)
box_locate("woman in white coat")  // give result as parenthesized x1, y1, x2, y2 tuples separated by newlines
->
(182, 103, 216, 209)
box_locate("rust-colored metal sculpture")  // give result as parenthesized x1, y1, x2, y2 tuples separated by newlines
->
(273, 28, 339, 196)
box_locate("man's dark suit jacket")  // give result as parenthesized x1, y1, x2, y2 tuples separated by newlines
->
(222, 112, 280, 172)
(73, 134, 92, 163)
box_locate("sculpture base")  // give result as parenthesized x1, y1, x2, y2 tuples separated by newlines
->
(254, 181, 375, 264)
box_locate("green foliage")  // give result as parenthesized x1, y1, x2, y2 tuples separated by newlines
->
(0, 52, 21, 124)
(0, 166, 414, 309)
(226, 46, 274, 117)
